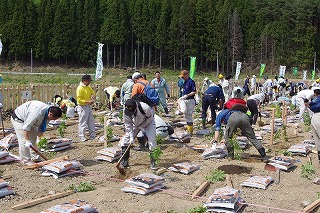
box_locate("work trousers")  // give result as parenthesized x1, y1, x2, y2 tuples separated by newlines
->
(247, 99, 259, 125)
(11, 118, 39, 161)
(158, 92, 167, 109)
(224, 111, 263, 150)
(311, 113, 320, 152)
(201, 95, 217, 125)
(77, 105, 96, 139)
(120, 119, 157, 151)
(184, 99, 195, 124)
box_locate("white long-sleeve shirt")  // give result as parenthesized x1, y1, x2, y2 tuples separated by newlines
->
(14, 101, 49, 131)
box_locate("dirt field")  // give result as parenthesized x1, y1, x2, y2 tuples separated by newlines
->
(1, 103, 319, 213)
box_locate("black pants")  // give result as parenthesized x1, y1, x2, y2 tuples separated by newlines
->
(247, 99, 258, 125)
(201, 95, 217, 125)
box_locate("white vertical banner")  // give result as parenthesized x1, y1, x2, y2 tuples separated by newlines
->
(303, 70, 307, 80)
(0, 37, 2, 56)
(235, 62, 242, 80)
(279, 65, 286, 77)
(95, 43, 104, 80)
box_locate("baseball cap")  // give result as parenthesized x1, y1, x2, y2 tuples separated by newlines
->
(179, 70, 188, 78)
(82, 74, 92, 81)
(124, 99, 137, 116)
(132, 71, 141, 79)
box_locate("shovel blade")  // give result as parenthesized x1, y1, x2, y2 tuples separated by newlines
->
(116, 164, 126, 175)
(264, 163, 278, 172)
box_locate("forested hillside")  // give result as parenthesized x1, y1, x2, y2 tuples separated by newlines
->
(0, 0, 319, 73)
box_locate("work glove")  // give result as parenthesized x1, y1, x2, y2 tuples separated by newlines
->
(129, 137, 134, 145)
(181, 95, 188, 100)
(25, 140, 32, 148)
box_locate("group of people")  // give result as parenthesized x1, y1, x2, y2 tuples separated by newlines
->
(9, 70, 320, 170)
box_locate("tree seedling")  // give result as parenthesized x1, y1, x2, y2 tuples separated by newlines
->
(149, 146, 163, 164)
(186, 205, 206, 213)
(206, 169, 226, 183)
(105, 126, 113, 147)
(37, 137, 48, 150)
(57, 121, 66, 138)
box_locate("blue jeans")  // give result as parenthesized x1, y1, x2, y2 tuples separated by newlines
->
(201, 95, 217, 125)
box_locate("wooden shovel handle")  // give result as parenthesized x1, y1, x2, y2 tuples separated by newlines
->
(30, 145, 49, 161)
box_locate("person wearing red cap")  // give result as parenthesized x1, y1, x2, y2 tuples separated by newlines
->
(76, 74, 96, 142)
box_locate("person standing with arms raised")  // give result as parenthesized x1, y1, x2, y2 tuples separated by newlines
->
(76, 74, 96, 142)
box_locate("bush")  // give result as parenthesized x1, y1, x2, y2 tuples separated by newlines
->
(206, 169, 226, 183)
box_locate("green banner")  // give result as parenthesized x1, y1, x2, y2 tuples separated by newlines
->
(260, 64, 266, 77)
(190, 57, 196, 79)
(293, 67, 298, 75)
(312, 70, 316, 80)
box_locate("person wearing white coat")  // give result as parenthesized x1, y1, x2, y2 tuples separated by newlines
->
(11, 101, 62, 164)
(120, 99, 157, 170)
(250, 75, 257, 94)
(296, 89, 317, 119)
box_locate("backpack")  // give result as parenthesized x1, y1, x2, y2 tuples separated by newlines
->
(224, 98, 248, 113)
(136, 82, 159, 106)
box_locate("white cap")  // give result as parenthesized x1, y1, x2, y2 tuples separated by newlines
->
(252, 75, 256, 78)
(132, 72, 141, 80)
(204, 77, 208, 81)
(312, 87, 320, 91)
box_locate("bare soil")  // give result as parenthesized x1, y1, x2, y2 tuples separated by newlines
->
(1, 104, 319, 213)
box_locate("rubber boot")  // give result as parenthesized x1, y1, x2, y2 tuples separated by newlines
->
(227, 147, 234, 160)
(150, 158, 157, 170)
(186, 125, 193, 134)
(164, 108, 169, 114)
(120, 146, 130, 167)
(136, 136, 146, 151)
(202, 119, 206, 129)
(258, 147, 269, 162)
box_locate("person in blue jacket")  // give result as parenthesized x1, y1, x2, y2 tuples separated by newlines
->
(308, 88, 320, 164)
(151, 71, 170, 114)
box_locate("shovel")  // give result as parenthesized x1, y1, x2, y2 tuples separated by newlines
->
(30, 145, 49, 161)
(115, 145, 131, 175)
(257, 116, 264, 127)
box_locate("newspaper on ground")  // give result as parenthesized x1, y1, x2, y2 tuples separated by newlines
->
(240, 175, 273, 189)
(267, 156, 296, 171)
(40, 200, 98, 213)
(95, 146, 121, 163)
(202, 143, 227, 159)
(41, 160, 83, 179)
(287, 143, 311, 156)
(168, 162, 200, 175)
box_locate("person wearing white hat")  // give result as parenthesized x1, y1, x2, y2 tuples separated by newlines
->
(201, 77, 213, 94)
(250, 75, 257, 94)
(296, 88, 319, 120)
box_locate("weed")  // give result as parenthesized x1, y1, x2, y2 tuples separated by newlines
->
(0, 169, 3, 176)
(46, 152, 57, 159)
(57, 121, 66, 138)
(274, 126, 288, 142)
(303, 113, 311, 131)
(67, 181, 96, 192)
(166, 211, 178, 213)
(185, 206, 206, 213)
(275, 104, 282, 118)
(301, 162, 315, 179)
(99, 116, 104, 124)
(149, 146, 163, 164)
(206, 169, 226, 183)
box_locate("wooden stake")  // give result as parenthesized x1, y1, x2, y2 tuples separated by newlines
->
(104, 115, 108, 148)
(12, 190, 74, 210)
(303, 198, 320, 213)
(226, 175, 234, 188)
(270, 108, 275, 146)
(191, 181, 210, 199)
(24, 155, 69, 169)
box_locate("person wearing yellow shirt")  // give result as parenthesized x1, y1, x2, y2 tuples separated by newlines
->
(76, 74, 96, 142)
(103, 86, 121, 110)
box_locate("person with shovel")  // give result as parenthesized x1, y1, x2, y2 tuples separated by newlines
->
(11, 101, 62, 164)
(120, 99, 157, 170)
(213, 106, 267, 160)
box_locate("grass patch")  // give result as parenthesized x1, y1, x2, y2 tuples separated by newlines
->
(301, 162, 315, 179)
(185, 206, 206, 213)
(67, 181, 96, 192)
